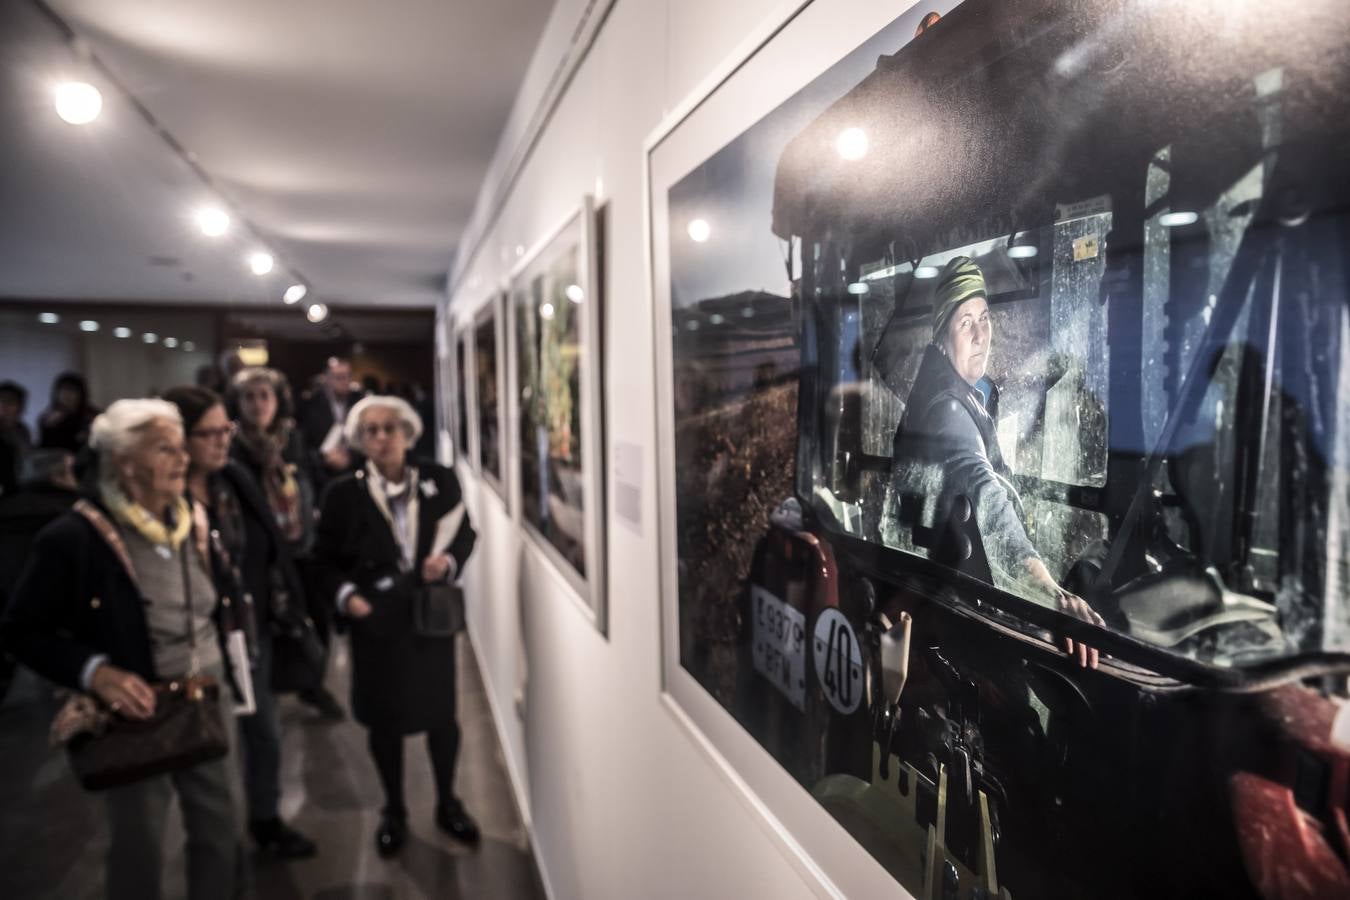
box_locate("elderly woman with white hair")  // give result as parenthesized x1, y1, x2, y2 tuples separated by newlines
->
(0, 398, 245, 900)
(313, 394, 478, 856)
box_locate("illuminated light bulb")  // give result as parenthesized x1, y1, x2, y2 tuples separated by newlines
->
(79, 320, 99, 332)
(283, 284, 307, 305)
(914, 265, 940, 279)
(183, 341, 196, 351)
(306, 303, 329, 323)
(55, 82, 102, 125)
(539, 302, 555, 320)
(1159, 211, 1199, 228)
(38, 312, 59, 324)
(163, 337, 179, 348)
(565, 284, 584, 303)
(709, 313, 725, 325)
(836, 127, 869, 161)
(113, 326, 132, 338)
(196, 207, 229, 237)
(248, 252, 274, 275)
(1008, 244, 1038, 259)
(143, 332, 158, 344)
(687, 219, 711, 243)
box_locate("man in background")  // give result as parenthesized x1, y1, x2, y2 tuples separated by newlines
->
(0, 381, 32, 497)
(300, 356, 365, 490)
(0, 449, 78, 699)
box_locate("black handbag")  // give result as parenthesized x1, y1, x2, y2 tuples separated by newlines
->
(64, 675, 229, 791)
(57, 502, 230, 791)
(412, 582, 465, 637)
(267, 565, 327, 692)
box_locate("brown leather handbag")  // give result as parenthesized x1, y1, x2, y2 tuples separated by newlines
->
(54, 501, 230, 791)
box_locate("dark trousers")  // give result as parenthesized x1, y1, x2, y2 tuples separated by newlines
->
(238, 629, 281, 822)
(367, 721, 461, 817)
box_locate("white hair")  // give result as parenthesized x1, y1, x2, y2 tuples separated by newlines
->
(90, 398, 182, 489)
(343, 394, 423, 451)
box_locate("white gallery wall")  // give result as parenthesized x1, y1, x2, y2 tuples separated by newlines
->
(444, 1, 870, 897)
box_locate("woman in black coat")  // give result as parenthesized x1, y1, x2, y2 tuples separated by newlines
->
(314, 394, 477, 856)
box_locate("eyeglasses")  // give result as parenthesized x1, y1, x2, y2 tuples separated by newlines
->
(360, 422, 402, 438)
(189, 422, 237, 442)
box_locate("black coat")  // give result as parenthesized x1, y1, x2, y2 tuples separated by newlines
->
(298, 389, 365, 489)
(0, 496, 241, 693)
(314, 460, 475, 733)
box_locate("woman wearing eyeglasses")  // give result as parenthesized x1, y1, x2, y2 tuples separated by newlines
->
(163, 386, 319, 861)
(312, 394, 478, 856)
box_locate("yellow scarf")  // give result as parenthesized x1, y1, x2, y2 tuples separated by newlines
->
(102, 485, 193, 550)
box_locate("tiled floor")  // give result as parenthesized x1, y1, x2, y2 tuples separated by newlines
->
(0, 638, 544, 900)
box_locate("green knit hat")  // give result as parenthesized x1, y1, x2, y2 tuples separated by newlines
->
(931, 256, 986, 336)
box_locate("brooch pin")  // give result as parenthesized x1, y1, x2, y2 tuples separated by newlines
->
(419, 480, 438, 499)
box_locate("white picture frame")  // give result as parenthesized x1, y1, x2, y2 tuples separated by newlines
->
(508, 197, 607, 634)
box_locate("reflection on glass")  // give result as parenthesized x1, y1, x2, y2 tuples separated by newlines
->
(663, 0, 1350, 897)
(515, 231, 586, 577)
(455, 335, 469, 459)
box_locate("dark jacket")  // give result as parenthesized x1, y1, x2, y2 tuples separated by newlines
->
(314, 458, 475, 732)
(230, 425, 316, 556)
(0, 495, 241, 692)
(0, 483, 79, 610)
(298, 388, 365, 488)
(210, 461, 307, 631)
(887, 343, 1039, 579)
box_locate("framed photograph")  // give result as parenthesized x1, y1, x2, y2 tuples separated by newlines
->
(649, 0, 1350, 898)
(454, 323, 473, 466)
(435, 307, 456, 466)
(475, 290, 508, 504)
(509, 198, 606, 631)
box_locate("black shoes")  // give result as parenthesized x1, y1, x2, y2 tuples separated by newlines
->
(250, 817, 318, 860)
(299, 686, 345, 721)
(375, 812, 408, 858)
(435, 803, 481, 846)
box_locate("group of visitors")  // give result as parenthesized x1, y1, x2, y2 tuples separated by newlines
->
(0, 356, 478, 900)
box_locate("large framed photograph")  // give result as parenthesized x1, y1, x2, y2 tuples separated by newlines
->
(510, 198, 606, 631)
(649, 0, 1350, 898)
(475, 290, 508, 504)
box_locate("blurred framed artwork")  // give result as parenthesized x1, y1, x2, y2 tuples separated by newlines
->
(475, 290, 508, 505)
(510, 197, 607, 632)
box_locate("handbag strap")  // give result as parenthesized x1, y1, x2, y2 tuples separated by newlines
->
(74, 500, 141, 594)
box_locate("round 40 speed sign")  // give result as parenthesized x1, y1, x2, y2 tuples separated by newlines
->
(812, 608, 863, 715)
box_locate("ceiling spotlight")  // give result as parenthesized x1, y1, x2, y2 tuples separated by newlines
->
(248, 252, 274, 276)
(38, 312, 59, 324)
(143, 332, 158, 344)
(183, 341, 196, 351)
(283, 284, 307, 304)
(836, 127, 869, 161)
(687, 219, 711, 243)
(79, 319, 99, 332)
(163, 337, 179, 348)
(1159, 210, 1199, 228)
(565, 284, 584, 303)
(55, 82, 102, 125)
(196, 207, 230, 237)
(306, 302, 329, 323)
(914, 265, 940, 279)
(113, 326, 132, 338)
(539, 302, 555, 320)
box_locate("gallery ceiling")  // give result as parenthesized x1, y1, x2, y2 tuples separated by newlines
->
(0, 0, 554, 311)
